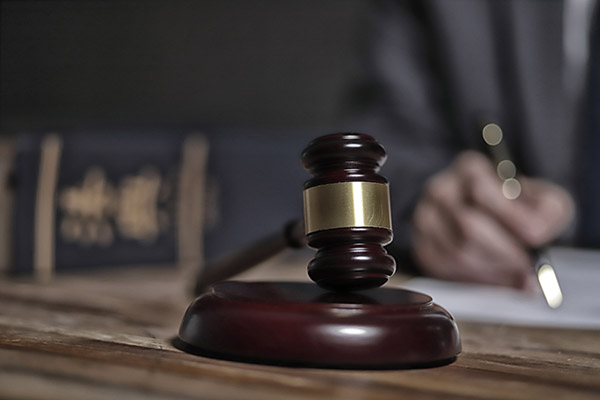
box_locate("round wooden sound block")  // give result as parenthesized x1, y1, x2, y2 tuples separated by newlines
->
(177, 281, 461, 369)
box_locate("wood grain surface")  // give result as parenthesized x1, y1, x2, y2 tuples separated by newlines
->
(1, 257, 599, 400)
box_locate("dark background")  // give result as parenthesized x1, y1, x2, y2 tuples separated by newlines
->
(0, 1, 376, 268)
(1, 0, 371, 132)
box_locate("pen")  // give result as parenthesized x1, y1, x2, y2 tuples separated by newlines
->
(481, 122, 564, 308)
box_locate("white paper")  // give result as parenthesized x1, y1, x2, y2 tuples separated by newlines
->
(399, 247, 600, 329)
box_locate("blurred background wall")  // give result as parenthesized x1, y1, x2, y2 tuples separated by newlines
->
(0, 0, 375, 273)
(1, 0, 370, 131)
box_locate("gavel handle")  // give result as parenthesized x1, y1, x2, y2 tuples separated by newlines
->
(193, 219, 306, 295)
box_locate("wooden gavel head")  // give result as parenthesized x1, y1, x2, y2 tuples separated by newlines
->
(301, 133, 396, 291)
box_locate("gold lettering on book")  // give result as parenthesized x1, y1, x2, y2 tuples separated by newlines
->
(58, 166, 171, 246)
(115, 167, 168, 243)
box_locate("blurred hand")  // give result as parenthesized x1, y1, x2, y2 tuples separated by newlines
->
(412, 151, 574, 289)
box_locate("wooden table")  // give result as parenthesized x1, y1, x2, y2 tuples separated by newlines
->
(1, 254, 599, 400)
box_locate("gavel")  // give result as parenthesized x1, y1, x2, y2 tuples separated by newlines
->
(193, 219, 306, 295)
(193, 133, 396, 294)
(179, 133, 460, 369)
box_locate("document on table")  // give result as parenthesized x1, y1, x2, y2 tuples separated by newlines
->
(400, 247, 600, 329)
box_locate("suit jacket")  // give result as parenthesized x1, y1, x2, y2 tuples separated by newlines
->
(352, 0, 587, 267)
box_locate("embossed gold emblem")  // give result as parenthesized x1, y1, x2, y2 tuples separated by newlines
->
(58, 166, 171, 246)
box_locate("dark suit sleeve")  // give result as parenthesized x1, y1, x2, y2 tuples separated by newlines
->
(347, 0, 460, 273)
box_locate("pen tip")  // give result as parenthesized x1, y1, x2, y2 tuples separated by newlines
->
(537, 263, 563, 308)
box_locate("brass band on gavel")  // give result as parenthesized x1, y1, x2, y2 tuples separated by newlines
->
(303, 181, 392, 234)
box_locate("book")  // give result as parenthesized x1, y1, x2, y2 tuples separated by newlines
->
(8, 127, 315, 282)
(12, 130, 207, 280)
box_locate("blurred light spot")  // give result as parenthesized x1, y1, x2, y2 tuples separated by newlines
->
(482, 123, 503, 146)
(497, 159, 516, 180)
(502, 178, 521, 199)
(537, 264, 563, 308)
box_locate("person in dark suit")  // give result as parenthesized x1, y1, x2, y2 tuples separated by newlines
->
(351, 0, 597, 288)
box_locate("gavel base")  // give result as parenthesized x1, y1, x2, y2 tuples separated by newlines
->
(177, 281, 461, 369)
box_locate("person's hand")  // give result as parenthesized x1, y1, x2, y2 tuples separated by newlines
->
(411, 151, 574, 289)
